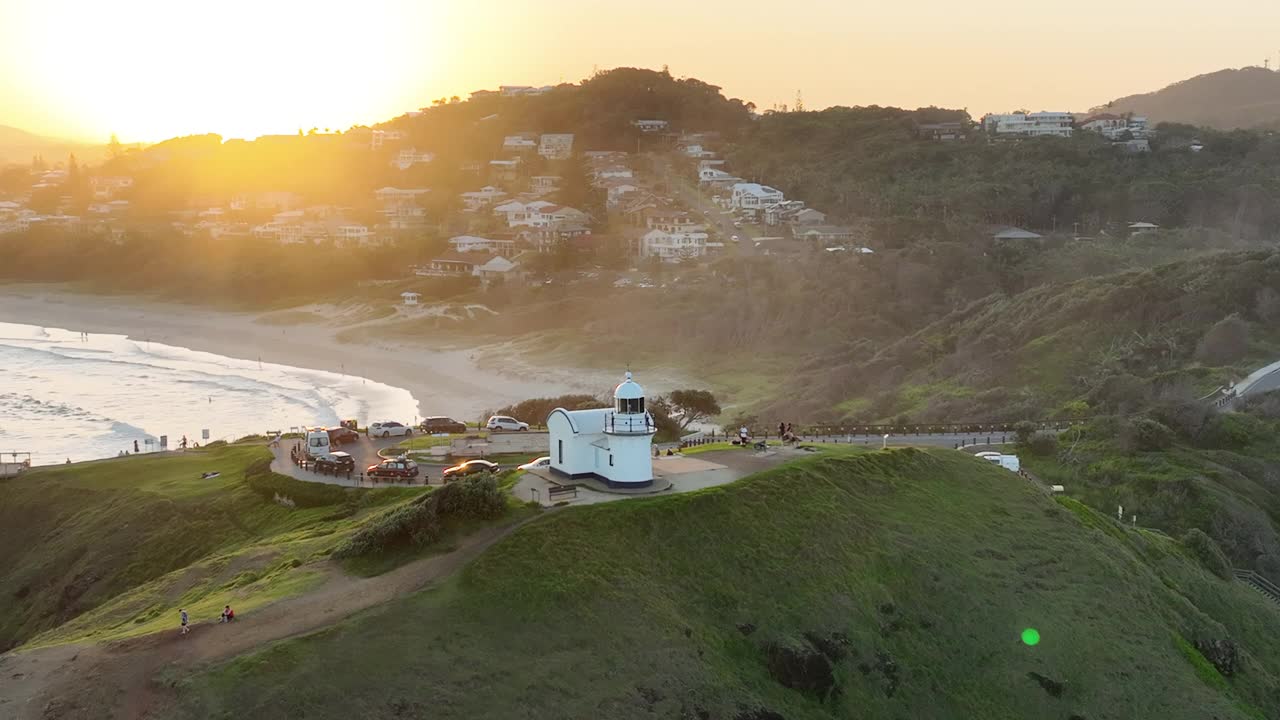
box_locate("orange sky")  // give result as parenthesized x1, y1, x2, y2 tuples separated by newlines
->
(3, 0, 1280, 143)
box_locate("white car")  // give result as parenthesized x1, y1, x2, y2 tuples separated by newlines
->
(517, 456, 551, 471)
(368, 421, 413, 439)
(486, 415, 530, 432)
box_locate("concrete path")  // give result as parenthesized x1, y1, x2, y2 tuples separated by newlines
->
(1238, 359, 1280, 398)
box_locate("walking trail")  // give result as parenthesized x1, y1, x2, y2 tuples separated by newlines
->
(0, 519, 535, 720)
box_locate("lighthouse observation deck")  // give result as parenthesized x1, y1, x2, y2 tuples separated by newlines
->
(603, 411, 656, 435)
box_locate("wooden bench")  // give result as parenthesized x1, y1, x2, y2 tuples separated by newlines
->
(547, 485, 578, 502)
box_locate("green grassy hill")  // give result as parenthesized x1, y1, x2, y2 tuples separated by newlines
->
(0, 444, 418, 651)
(171, 450, 1280, 719)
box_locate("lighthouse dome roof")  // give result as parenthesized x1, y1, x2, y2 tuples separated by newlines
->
(613, 371, 645, 400)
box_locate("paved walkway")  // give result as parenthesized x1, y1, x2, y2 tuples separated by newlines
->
(511, 448, 809, 507)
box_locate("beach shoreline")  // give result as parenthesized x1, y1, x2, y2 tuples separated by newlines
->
(0, 284, 628, 422)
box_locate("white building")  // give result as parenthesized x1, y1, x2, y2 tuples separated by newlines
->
(982, 112, 1074, 138)
(730, 182, 785, 210)
(699, 168, 742, 185)
(539, 133, 575, 160)
(632, 120, 669, 133)
(449, 235, 517, 257)
(503, 135, 538, 152)
(460, 186, 508, 211)
(392, 148, 435, 170)
(546, 371, 656, 488)
(641, 229, 708, 261)
(401, 291, 421, 306)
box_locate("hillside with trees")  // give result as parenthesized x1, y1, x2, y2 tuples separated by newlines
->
(1099, 67, 1280, 130)
(726, 106, 1280, 238)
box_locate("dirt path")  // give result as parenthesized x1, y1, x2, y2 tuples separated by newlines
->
(0, 518, 536, 720)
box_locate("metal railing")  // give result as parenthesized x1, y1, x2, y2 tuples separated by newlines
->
(604, 412, 656, 434)
(1233, 569, 1280, 604)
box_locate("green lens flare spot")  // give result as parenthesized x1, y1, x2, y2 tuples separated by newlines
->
(1021, 628, 1041, 646)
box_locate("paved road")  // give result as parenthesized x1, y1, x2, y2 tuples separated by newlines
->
(271, 435, 448, 487)
(1240, 360, 1280, 398)
(654, 154, 757, 257)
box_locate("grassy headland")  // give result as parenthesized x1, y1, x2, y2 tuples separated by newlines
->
(171, 449, 1280, 719)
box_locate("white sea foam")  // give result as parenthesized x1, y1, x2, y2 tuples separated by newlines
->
(0, 322, 421, 465)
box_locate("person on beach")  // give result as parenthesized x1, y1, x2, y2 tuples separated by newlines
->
(180, 608, 190, 635)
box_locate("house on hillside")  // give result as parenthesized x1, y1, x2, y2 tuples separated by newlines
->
(539, 133, 575, 160)
(1128, 221, 1159, 236)
(547, 371, 656, 488)
(392, 148, 435, 170)
(530, 175, 561, 193)
(992, 227, 1043, 241)
(606, 182, 641, 209)
(460, 186, 508, 212)
(643, 208, 700, 233)
(916, 122, 968, 141)
(981, 112, 1073, 138)
(449, 235, 517, 257)
(503, 135, 538, 153)
(730, 183, 785, 210)
(424, 251, 483, 276)
(632, 120, 669, 133)
(699, 168, 742, 187)
(793, 225, 856, 244)
(641, 229, 709, 262)
(489, 159, 521, 182)
(473, 254, 522, 283)
(400, 292, 421, 306)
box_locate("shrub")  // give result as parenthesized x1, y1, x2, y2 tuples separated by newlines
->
(333, 475, 505, 559)
(1181, 529, 1231, 579)
(1089, 374, 1150, 414)
(1198, 413, 1268, 450)
(1131, 415, 1177, 448)
(1027, 432, 1059, 457)
(1194, 314, 1250, 366)
(1013, 421, 1038, 445)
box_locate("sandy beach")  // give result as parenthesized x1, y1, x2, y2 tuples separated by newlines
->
(0, 285, 634, 421)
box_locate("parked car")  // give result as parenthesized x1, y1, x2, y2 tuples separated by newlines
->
(366, 458, 420, 479)
(517, 456, 551, 471)
(313, 451, 355, 474)
(369, 421, 413, 438)
(442, 459, 500, 480)
(419, 416, 468, 434)
(486, 415, 529, 432)
(327, 427, 360, 446)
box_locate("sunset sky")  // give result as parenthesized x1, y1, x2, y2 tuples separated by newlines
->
(3, 0, 1280, 143)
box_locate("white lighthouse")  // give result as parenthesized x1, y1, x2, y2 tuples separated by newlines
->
(545, 371, 656, 488)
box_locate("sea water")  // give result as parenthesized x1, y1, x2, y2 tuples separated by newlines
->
(0, 322, 421, 465)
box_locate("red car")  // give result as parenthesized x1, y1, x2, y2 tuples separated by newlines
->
(366, 458, 420, 479)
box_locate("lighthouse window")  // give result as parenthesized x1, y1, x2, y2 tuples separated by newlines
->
(616, 397, 644, 414)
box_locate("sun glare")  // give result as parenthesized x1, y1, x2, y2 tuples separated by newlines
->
(12, 0, 449, 142)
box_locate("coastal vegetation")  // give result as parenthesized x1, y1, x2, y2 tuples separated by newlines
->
(169, 449, 1280, 719)
(0, 444, 523, 651)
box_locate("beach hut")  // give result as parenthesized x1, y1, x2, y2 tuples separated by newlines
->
(400, 291, 421, 306)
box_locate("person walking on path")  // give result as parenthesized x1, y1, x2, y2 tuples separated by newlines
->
(133, 439, 139, 453)
(179, 608, 190, 635)
(180, 435, 189, 451)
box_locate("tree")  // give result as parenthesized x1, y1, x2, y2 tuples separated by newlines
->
(1195, 314, 1250, 366)
(666, 389, 722, 432)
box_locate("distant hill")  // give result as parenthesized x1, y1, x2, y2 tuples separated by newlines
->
(0, 124, 97, 165)
(1098, 67, 1280, 130)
